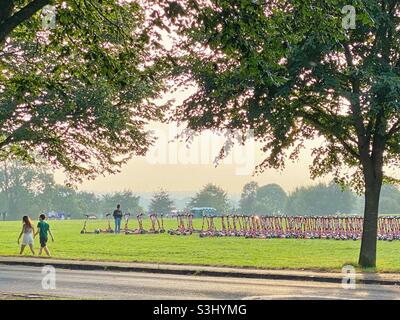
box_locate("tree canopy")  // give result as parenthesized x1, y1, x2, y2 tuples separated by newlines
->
(239, 181, 258, 214)
(0, 161, 143, 219)
(189, 183, 230, 213)
(376, 185, 400, 214)
(286, 182, 356, 216)
(0, 0, 170, 183)
(253, 183, 288, 215)
(0, 160, 52, 216)
(149, 189, 175, 214)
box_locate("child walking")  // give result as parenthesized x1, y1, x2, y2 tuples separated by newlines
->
(17, 216, 35, 255)
(34, 214, 55, 257)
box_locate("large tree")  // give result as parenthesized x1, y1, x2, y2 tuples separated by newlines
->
(155, 0, 400, 267)
(239, 181, 258, 214)
(189, 183, 230, 214)
(254, 183, 288, 215)
(149, 189, 175, 214)
(0, 1, 169, 183)
(0, 160, 54, 218)
(101, 191, 142, 215)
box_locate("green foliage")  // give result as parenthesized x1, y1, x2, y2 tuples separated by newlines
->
(253, 183, 288, 215)
(239, 181, 258, 214)
(379, 185, 400, 214)
(153, 0, 400, 192)
(240, 182, 289, 215)
(101, 191, 143, 215)
(41, 185, 80, 216)
(0, 0, 171, 183)
(286, 182, 356, 215)
(189, 183, 230, 213)
(149, 189, 175, 214)
(239, 180, 357, 215)
(151, 0, 400, 266)
(0, 161, 55, 216)
(0, 161, 143, 219)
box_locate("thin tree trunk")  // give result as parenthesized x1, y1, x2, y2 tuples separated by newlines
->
(358, 175, 382, 268)
(3, 161, 12, 219)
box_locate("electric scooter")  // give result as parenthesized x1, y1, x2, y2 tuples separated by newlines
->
(125, 213, 146, 235)
(150, 213, 165, 233)
(80, 214, 100, 234)
(159, 214, 165, 233)
(98, 213, 114, 234)
(168, 213, 191, 235)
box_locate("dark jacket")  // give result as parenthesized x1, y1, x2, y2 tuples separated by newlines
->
(113, 209, 123, 218)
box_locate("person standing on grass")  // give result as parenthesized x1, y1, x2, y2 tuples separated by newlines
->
(34, 214, 55, 257)
(17, 216, 35, 255)
(113, 204, 123, 234)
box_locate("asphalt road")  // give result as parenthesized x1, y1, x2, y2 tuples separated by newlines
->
(1, 265, 400, 300)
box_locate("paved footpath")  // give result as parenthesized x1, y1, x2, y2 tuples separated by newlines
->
(1, 264, 400, 300)
(1, 256, 400, 286)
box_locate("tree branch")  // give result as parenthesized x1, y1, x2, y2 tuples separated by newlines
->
(300, 112, 360, 159)
(386, 119, 400, 139)
(343, 42, 371, 161)
(0, 0, 51, 44)
(0, 0, 15, 24)
(365, 118, 374, 148)
(0, 135, 14, 150)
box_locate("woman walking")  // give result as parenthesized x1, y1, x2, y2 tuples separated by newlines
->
(17, 216, 35, 255)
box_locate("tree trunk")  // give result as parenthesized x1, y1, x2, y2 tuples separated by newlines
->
(358, 167, 383, 268)
(0, 0, 51, 44)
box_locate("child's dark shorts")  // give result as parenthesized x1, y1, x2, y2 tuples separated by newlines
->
(40, 237, 48, 248)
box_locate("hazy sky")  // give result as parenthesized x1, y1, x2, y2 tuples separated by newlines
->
(54, 142, 330, 194)
(53, 117, 398, 195)
(54, 86, 332, 194)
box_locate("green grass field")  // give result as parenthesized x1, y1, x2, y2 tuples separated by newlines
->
(1, 219, 400, 272)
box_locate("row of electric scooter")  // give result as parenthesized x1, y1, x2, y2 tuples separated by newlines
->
(79, 212, 400, 241)
(80, 213, 165, 234)
(167, 214, 400, 241)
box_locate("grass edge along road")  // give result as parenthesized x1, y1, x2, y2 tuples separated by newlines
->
(1, 220, 400, 272)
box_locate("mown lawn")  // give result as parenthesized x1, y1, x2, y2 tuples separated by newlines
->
(1, 219, 399, 272)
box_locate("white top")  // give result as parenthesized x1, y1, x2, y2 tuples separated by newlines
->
(22, 225, 34, 246)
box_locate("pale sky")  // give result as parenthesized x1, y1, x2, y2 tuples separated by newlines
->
(53, 113, 398, 195)
(55, 143, 330, 194)
(54, 86, 332, 194)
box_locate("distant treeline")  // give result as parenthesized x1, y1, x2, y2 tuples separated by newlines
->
(1, 162, 400, 220)
(238, 182, 400, 216)
(0, 162, 142, 220)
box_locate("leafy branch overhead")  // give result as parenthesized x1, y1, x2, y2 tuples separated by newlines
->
(0, 0, 172, 183)
(152, 0, 400, 192)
